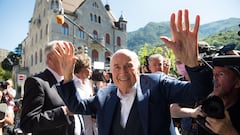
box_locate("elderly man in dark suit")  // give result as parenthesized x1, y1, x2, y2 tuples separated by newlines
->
(20, 41, 84, 135)
(55, 9, 213, 135)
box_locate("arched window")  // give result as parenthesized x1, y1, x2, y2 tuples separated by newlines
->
(51, 0, 54, 9)
(92, 2, 99, 8)
(51, 0, 59, 9)
(62, 23, 69, 35)
(105, 51, 111, 67)
(92, 49, 99, 61)
(78, 29, 84, 39)
(46, 24, 48, 35)
(117, 36, 121, 46)
(94, 15, 97, 22)
(98, 16, 101, 23)
(39, 49, 42, 63)
(90, 13, 93, 22)
(93, 30, 98, 39)
(40, 29, 43, 39)
(105, 33, 110, 44)
(31, 54, 33, 66)
(35, 52, 38, 65)
(105, 51, 111, 58)
(35, 33, 38, 43)
(31, 38, 33, 46)
(43, 8, 46, 17)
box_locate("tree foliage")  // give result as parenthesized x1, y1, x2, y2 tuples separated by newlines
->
(138, 43, 177, 75)
(203, 30, 240, 50)
(0, 65, 12, 80)
(128, 18, 240, 51)
(1, 44, 22, 71)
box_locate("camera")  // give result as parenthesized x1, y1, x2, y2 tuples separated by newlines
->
(91, 69, 112, 82)
(200, 95, 225, 119)
(0, 81, 8, 90)
(196, 96, 225, 135)
(91, 69, 106, 81)
(199, 43, 236, 68)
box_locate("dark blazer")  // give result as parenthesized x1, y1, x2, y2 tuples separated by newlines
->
(20, 69, 75, 135)
(57, 67, 213, 135)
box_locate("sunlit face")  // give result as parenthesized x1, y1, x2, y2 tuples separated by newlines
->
(82, 65, 92, 79)
(212, 66, 240, 97)
(148, 58, 163, 73)
(110, 52, 139, 94)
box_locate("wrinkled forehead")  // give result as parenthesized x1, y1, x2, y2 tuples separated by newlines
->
(110, 50, 140, 66)
(213, 66, 239, 78)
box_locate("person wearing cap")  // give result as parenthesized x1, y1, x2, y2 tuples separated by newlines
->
(170, 55, 240, 135)
(205, 55, 240, 135)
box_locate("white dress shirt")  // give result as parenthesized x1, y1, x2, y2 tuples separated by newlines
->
(117, 83, 137, 128)
(74, 76, 98, 135)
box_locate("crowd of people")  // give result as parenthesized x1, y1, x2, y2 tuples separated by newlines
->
(1, 9, 238, 135)
(0, 80, 16, 135)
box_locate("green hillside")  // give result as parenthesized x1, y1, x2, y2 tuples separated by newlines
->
(127, 18, 240, 51)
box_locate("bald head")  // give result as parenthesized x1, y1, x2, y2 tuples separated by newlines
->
(110, 49, 140, 94)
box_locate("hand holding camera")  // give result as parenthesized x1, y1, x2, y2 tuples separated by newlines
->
(196, 96, 225, 135)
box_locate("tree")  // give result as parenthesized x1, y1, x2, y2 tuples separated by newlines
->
(1, 44, 22, 71)
(138, 43, 177, 75)
(0, 65, 12, 80)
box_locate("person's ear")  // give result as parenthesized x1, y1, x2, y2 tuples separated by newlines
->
(234, 79, 240, 89)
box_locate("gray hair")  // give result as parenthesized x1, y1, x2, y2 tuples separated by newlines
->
(110, 49, 140, 67)
(44, 40, 64, 65)
(148, 54, 164, 63)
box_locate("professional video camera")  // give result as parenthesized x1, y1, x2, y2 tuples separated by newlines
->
(199, 43, 236, 67)
(196, 96, 225, 135)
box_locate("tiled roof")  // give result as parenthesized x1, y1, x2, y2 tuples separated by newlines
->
(62, 0, 84, 13)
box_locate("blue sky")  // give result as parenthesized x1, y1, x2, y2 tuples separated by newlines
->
(0, 0, 239, 52)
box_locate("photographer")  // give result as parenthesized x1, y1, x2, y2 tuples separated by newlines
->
(3, 80, 16, 111)
(204, 55, 240, 135)
(0, 85, 15, 135)
(171, 54, 240, 135)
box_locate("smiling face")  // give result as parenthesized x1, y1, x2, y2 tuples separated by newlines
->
(110, 50, 140, 94)
(148, 54, 164, 73)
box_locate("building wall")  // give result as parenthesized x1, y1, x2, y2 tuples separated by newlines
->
(21, 0, 127, 76)
(0, 49, 9, 63)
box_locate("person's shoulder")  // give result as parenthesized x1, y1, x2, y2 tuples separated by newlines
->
(139, 73, 165, 85)
(99, 84, 117, 92)
(96, 84, 117, 98)
(140, 72, 167, 80)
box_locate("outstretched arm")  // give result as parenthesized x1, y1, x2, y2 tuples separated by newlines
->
(53, 41, 76, 83)
(170, 103, 204, 118)
(160, 9, 200, 68)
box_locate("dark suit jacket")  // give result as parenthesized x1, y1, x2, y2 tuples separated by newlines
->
(57, 66, 213, 135)
(20, 69, 75, 135)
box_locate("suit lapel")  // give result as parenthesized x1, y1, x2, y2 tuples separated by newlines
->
(137, 76, 149, 135)
(103, 88, 119, 135)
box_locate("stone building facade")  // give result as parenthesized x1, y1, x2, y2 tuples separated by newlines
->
(0, 49, 9, 63)
(21, 0, 127, 76)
